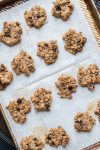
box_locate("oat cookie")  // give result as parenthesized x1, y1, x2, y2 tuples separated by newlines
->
(0, 64, 13, 90)
(45, 126, 69, 147)
(55, 74, 77, 99)
(95, 101, 100, 121)
(0, 22, 22, 46)
(31, 88, 52, 111)
(63, 29, 87, 55)
(78, 64, 100, 91)
(11, 50, 35, 76)
(24, 5, 47, 29)
(7, 98, 31, 123)
(37, 40, 58, 65)
(74, 112, 95, 132)
(21, 135, 44, 150)
(52, 0, 74, 21)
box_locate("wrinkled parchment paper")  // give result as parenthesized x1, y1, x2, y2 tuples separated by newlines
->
(0, 0, 100, 149)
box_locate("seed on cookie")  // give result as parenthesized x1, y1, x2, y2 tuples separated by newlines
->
(95, 101, 100, 121)
(45, 126, 69, 147)
(31, 88, 52, 111)
(0, 22, 22, 46)
(37, 40, 59, 65)
(63, 29, 87, 55)
(52, 0, 74, 21)
(74, 112, 95, 132)
(24, 5, 47, 29)
(11, 50, 35, 76)
(21, 135, 44, 150)
(0, 64, 13, 90)
(7, 97, 31, 123)
(55, 74, 77, 99)
(78, 64, 100, 91)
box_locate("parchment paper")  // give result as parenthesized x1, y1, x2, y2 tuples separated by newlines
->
(0, 0, 100, 150)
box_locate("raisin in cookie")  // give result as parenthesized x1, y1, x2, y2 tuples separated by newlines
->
(78, 64, 100, 91)
(37, 40, 58, 65)
(45, 126, 69, 147)
(31, 88, 52, 111)
(63, 29, 87, 55)
(55, 74, 77, 99)
(0, 22, 22, 46)
(52, 0, 74, 21)
(74, 112, 95, 132)
(21, 135, 44, 150)
(0, 64, 13, 90)
(7, 98, 31, 123)
(95, 101, 100, 121)
(24, 5, 47, 29)
(11, 50, 35, 76)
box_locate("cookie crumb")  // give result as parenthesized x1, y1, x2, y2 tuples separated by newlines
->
(95, 101, 100, 121)
(55, 74, 77, 99)
(24, 5, 47, 29)
(37, 40, 58, 65)
(11, 50, 35, 76)
(78, 64, 100, 91)
(74, 112, 95, 132)
(0, 64, 13, 90)
(31, 88, 52, 111)
(63, 29, 86, 55)
(45, 126, 69, 147)
(7, 98, 31, 123)
(0, 22, 22, 46)
(21, 135, 44, 150)
(52, 0, 74, 21)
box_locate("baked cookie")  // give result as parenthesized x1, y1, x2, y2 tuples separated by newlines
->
(74, 112, 95, 132)
(45, 126, 69, 147)
(37, 40, 58, 65)
(21, 135, 44, 150)
(63, 29, 87, 55)
(52, 0, 74, 21)
(95, 101, 100, 121)
(0, 64, 13, 90)
(31, 88, 52, 111)
(55, 74, 77, 99)
(11, 50, 35, 76)
(7, 98, 31, 123)
(24, 5, 47, 29)
(78, 64, 100, 91)
(0, 22, 22, 46)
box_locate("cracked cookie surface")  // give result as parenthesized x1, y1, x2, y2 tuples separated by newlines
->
(45, 126, 69, 147)
(21, 135, 44, 150)
(24, 5, 47, 29)
(52, 0, 74, 21)
(55, 74, 77, 99)
(37, 40, 58, 65)
(74, 112, 95, 132)
(0, 22, 22, 46)
(63, 29, 86, 55)
(95, 101, 100, 121)
(0, 64, 13, 90)
(78, 64, 100, 91)
(11, 50, 35, 76)
(7, 98, 31, 123)
(31, 88, 52, 111)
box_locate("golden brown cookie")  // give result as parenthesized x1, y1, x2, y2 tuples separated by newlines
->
(63, 29, 87, 55)
(52, 0, 74, 21)
(0, 22, 22, 46)
(37, 40, 58, 65)
(95, 101, 100, 121)
(0, 64, 13, 90)
(24, 5, 47, 29)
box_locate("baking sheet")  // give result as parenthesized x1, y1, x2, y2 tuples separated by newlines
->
(1, 55, 100, 150)
(0, 0, 100, 149)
